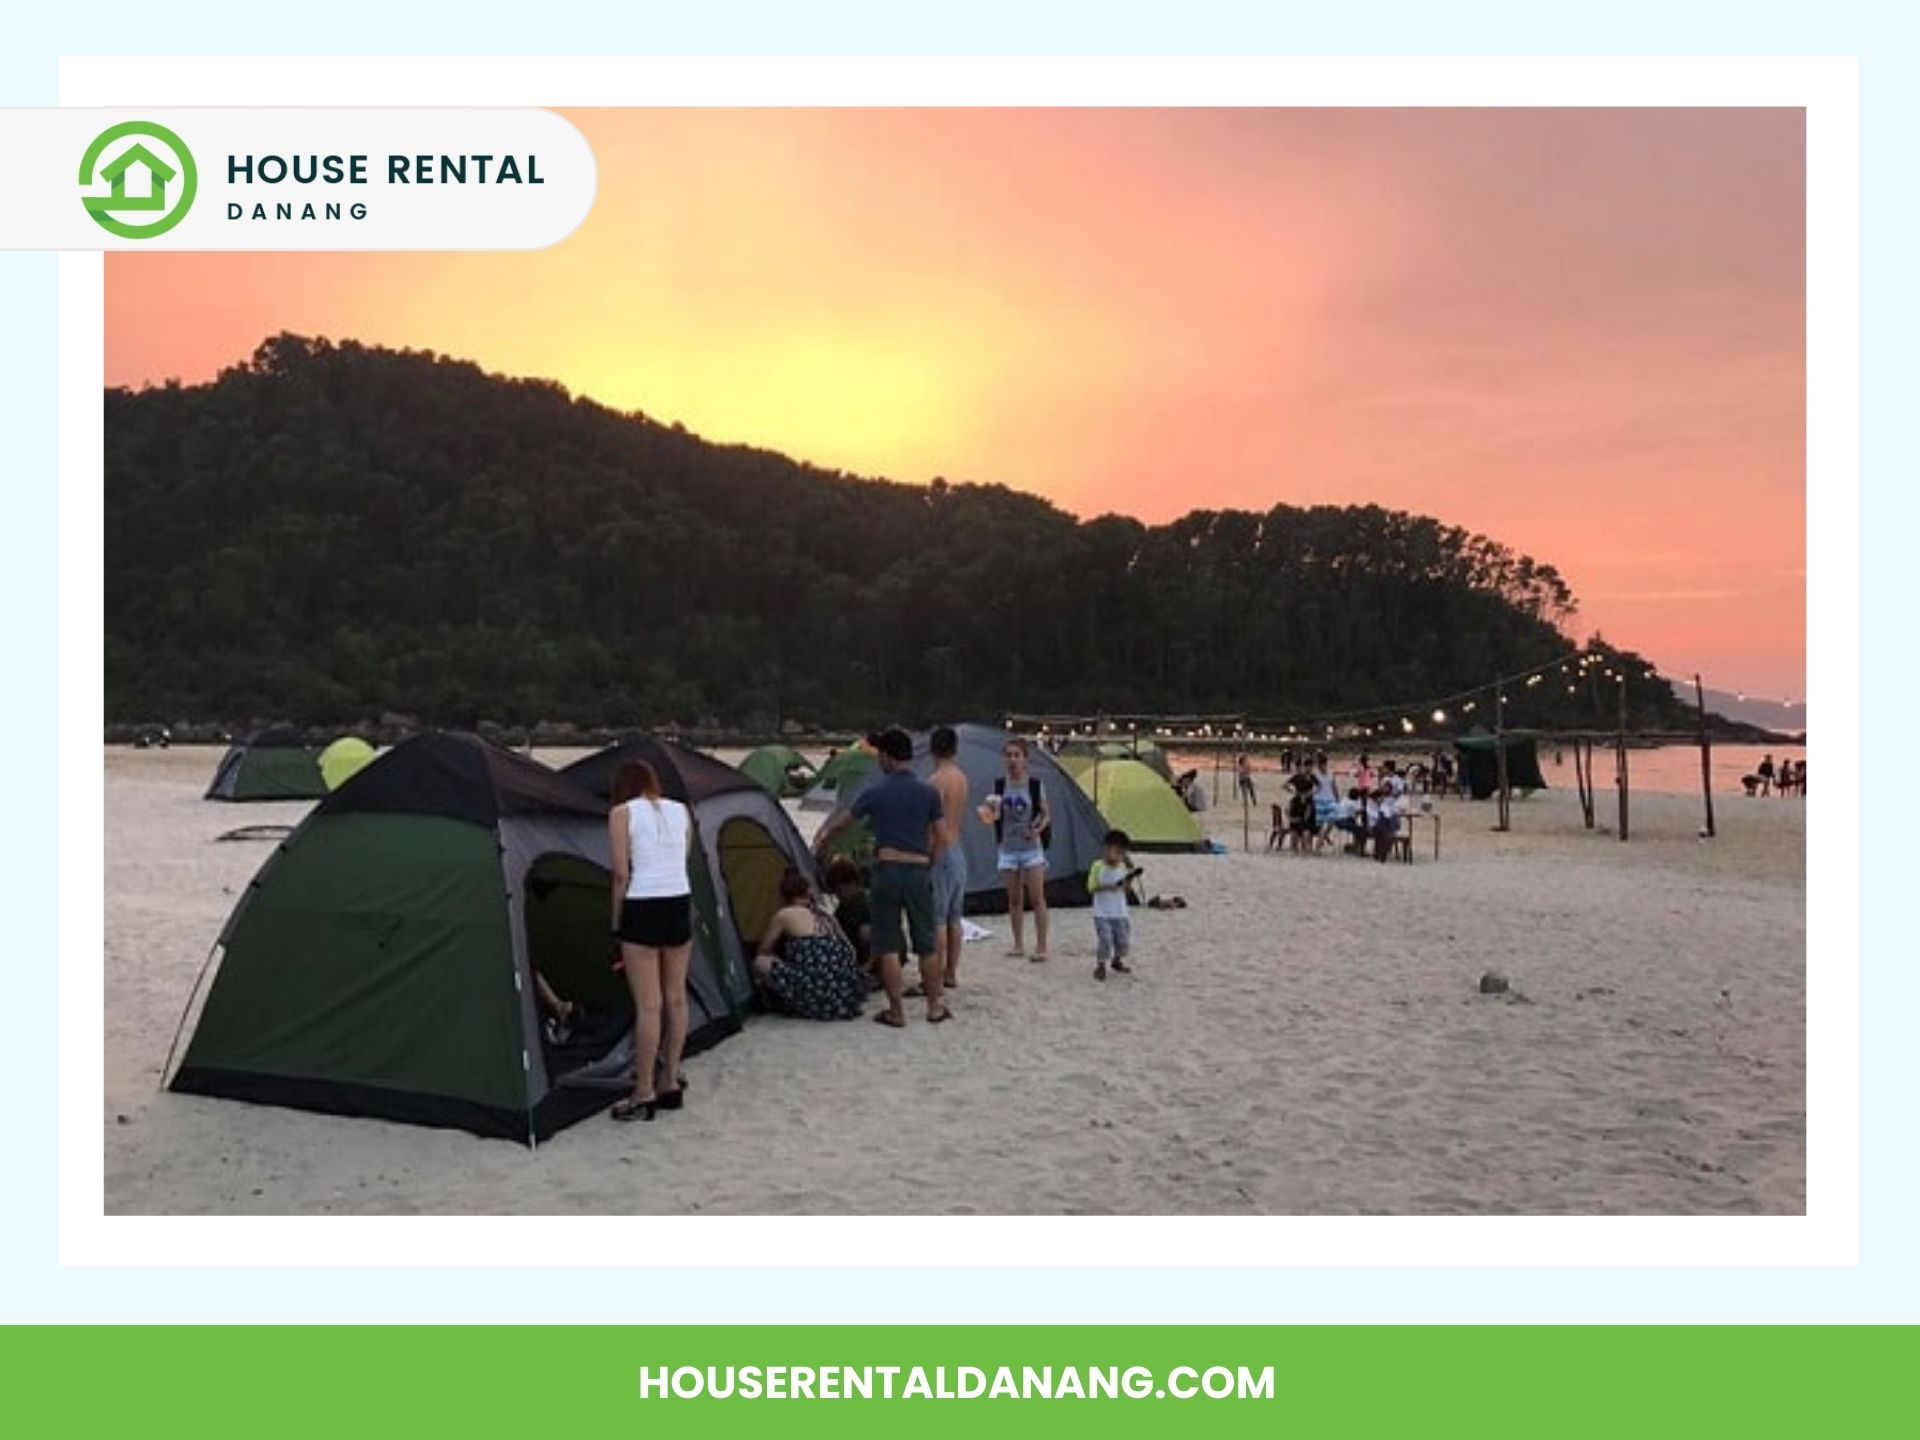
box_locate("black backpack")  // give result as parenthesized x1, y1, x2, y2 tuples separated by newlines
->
(993, 776, 1051, 848)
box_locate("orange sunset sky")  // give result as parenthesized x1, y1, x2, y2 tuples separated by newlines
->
(105, 108, 1806, 698)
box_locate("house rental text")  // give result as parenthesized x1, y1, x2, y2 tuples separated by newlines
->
(225, 154, 547, 184)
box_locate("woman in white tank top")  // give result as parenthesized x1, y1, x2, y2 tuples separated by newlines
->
(608, 760, 695, 1122)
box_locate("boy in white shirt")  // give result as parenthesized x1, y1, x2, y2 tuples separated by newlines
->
(1086, 829, 1145, 981)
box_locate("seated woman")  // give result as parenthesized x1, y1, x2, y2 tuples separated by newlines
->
(753, 868, 868, 1021)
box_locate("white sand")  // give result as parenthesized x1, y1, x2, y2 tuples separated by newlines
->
(105, 746, 1804, 1215)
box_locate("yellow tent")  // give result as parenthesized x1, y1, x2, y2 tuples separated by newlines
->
(1069, 757, 1205, 852)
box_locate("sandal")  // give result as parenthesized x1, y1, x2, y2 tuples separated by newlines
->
(610, 1096, 657, 1123)
(927, 1007, 953, 1024)
(1029, 952, 1049, 964)
(872, 1010, 907, 1028)
(655, 1088, 685, 1112)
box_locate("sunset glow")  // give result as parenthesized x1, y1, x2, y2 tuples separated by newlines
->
(104, 107, 1805, 697)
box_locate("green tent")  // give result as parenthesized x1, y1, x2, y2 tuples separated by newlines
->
(1454, 731, 1548, 800)
(318, 735, 377, 791)
(738, 743, 817, 798)
(204, 727, 327, 802)
(1068, 756, 1205, 852)
(801, 747, 876, 812)
(171, 733, 753, 1144)
(1059, 738, 1174, 782)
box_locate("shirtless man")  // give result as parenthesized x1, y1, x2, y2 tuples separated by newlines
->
(928, 725, 972, 989)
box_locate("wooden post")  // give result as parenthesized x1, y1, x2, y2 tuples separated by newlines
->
(1615, 677, 1630, 842)
(1571, 735, 1586, 826)
(1494, 685, 1511, 832)
(1694, 673, 1716, 839)
(1574, 737, 1596, 829)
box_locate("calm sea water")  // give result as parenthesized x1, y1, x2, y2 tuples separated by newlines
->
(1549, 742, 1807, 798)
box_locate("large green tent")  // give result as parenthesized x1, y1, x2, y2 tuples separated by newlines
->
(1068, 756, 1205, 852)
(171, 733, 753, 1144)
(738, 743, 817, 798)
(204, 727, 327, 802)
(1454, 731, 1548, 800)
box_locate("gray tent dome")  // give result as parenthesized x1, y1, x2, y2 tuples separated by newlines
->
(834, 723, 1110, 914)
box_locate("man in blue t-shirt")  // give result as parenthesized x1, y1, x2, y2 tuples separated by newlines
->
(813, 727, 950, 1026)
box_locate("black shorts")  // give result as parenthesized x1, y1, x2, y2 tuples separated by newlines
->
(619, 895, 693, 948)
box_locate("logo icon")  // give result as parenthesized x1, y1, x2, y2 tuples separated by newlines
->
(78, 121, 197, 239)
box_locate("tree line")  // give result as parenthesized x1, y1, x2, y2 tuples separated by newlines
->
(105, 333, 1702, 737)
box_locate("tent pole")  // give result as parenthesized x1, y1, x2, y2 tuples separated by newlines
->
(1694, 673, 1716, 839)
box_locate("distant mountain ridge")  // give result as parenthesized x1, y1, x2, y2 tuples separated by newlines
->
(105, 333, 1703, 736)
(1677, 685, 1806, 737)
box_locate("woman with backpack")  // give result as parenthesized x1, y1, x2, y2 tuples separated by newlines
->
(980, 735, 1051, 963)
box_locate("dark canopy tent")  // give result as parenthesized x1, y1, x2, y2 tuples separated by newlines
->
(171, 733, 748, 1144)
(204, 726, 327, 802)
(1454, 731, 1548, 800)
(831, 723, 1110, 914)
(561, 735, 820, 1007)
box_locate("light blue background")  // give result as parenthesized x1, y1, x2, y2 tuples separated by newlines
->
(4, 2, 1910, 1323)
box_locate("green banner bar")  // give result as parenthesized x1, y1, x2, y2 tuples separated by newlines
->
(3, 1326, 1913, 1436)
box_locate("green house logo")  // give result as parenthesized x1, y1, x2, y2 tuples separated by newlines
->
(78, 121, 197, 238)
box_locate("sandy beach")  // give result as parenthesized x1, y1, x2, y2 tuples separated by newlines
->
(104, 745, 1804, 1216)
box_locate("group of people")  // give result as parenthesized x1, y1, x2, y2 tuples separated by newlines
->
(1269, 751, 1420, 863)
(1746, 753, 1807, 797)
(593, 728, 1151, 1123)
(810, 726, 1099, 1025)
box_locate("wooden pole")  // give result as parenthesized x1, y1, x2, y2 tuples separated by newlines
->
(1571, 736, 1587, 827)
(1575, 738, 1596, 829)
(1615, 677, 1630, 842)
(1694, 673, 1716, 839)
(1494, 685, 1511, 832)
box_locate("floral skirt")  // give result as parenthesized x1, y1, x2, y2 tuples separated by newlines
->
(767, 933, 867, 1021)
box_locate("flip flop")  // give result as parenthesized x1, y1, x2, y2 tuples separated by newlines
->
(927, 1008, 953, 1024)
(610, 1096, 657, 1122)
(1029, 953, 1050, 964)
(872, 1011, 907, 1028)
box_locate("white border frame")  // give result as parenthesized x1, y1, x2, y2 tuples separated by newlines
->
(60, 56, 1857, 1268)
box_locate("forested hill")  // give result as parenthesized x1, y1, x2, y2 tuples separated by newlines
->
(105, 334, 1694, 735)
